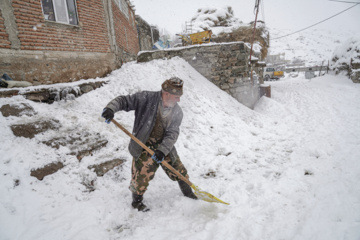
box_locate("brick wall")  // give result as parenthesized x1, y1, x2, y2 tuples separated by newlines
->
(112, 0, 139, 61)
(0, 0, 140, 85)
(0, 9, 11, 49)
(0, 0, 141, 56)
(12, 0, 110, 52)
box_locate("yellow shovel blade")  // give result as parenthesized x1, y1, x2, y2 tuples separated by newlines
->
(191, 185, 230, 205)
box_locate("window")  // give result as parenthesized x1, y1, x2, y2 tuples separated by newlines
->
(41, 0, 79, 25)
(117, 0, 129, 19)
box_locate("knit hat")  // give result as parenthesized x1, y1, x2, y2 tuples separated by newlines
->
(161, 77, 184, 96)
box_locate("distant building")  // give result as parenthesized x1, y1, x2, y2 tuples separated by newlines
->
(0, 0, 140, 85)
(136, 15, 159, 51)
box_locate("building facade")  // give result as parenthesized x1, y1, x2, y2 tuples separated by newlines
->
(135, 15, 159, 51)
(0, 0, 140, 85)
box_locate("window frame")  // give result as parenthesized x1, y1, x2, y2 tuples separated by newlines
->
(52, 0, 70, 24)
(41, 0, 79, 26)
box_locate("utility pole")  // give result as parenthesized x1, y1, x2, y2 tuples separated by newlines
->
(250, 0, 260, 84)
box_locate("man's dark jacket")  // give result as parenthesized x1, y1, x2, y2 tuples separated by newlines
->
(106, 91, 183, 162)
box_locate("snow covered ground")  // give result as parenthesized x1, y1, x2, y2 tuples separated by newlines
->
(1, 57, 359, 240)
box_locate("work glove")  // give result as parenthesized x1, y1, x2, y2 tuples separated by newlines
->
(101, 108, 114, 124)
(151, 150, 165, 164)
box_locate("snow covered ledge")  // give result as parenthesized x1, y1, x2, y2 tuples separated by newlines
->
(0, 78, 106, 103)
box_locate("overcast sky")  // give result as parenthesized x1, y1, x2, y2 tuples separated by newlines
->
(133, 0, 360, 35)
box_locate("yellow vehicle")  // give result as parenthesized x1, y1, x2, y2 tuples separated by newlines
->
(264, 67, 284, 81)
(189, 30, 212, 44)
(176, 30, 212, 46)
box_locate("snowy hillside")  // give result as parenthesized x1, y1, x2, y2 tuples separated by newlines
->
(268, 28, 358, 66)
(1, 56, 360, 240)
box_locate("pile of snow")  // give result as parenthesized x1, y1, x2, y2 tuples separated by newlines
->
(190, 6, 245, 35)
(1, 57, 360, 239)
(330, 36, 360, 82)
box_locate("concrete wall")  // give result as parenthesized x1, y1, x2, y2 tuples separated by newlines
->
(0, 48, 115, 84)
(0, 0, 139, 85)
(138, 42, 263, 108)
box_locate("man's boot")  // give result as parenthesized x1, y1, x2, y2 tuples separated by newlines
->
(178, 180, 198, 200)
(132, 193, 150, 212)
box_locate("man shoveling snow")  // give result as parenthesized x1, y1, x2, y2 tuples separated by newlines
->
(102, 77, 197, 212)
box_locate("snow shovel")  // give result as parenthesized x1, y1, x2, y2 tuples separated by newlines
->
(111, 119, 229, 205)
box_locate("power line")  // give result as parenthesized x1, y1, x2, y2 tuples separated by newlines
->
(271, 3, 359, 40)
(329, 0, 360, 3)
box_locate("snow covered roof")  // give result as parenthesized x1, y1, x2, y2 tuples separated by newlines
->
(190, 6, 247, 35)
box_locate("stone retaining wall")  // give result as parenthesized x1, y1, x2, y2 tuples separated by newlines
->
(138, 42, 264, 108)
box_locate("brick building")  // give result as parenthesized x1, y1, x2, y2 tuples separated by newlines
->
(0, 0, 140, 85)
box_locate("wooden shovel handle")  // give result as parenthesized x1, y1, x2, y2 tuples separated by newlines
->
(111, 119, 193, 187)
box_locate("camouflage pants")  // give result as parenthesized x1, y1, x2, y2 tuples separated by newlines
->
(129, 148, 189, 195)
